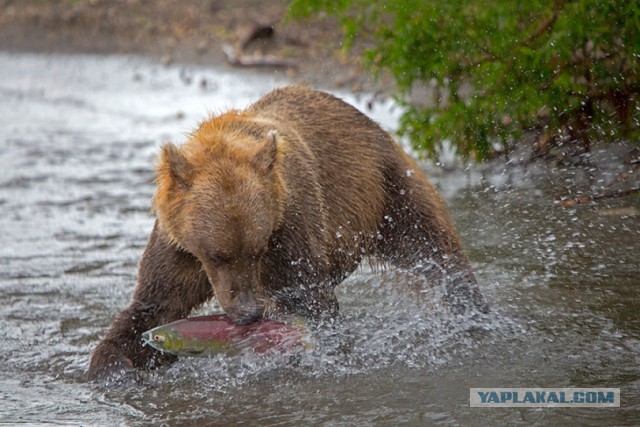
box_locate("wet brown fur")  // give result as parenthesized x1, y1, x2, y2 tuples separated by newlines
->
(88, 85, 488, 380)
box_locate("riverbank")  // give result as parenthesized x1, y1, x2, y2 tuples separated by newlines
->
(0, 0, 389, 94)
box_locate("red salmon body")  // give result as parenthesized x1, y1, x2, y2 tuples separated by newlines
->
(142, 314, 308, 357)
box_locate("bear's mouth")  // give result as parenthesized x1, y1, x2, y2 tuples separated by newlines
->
(225, 304, 264, 325)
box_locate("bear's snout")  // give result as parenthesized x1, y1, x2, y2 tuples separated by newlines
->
(200, 261, 265, 325)
(227, 303, 263, 325)
(224, 285, 264, 325)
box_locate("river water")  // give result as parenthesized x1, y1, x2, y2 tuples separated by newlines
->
(0, 52, 638, 426)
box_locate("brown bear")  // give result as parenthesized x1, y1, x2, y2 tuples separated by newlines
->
(87, 85, 487, 380)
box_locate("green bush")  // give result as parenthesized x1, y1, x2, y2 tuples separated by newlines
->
(288, 0, 640, 161)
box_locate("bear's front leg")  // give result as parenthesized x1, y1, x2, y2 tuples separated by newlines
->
(376, 154, 489, 315)
(87, 222, 212, 381)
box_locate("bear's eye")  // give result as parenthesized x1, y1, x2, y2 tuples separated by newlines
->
(207, 252, 230, 266)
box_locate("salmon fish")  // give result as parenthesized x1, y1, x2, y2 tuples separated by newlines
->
(141, 314, 308, 357)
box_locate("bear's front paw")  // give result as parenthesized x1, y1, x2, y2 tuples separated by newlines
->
(87, 339, 135, 382)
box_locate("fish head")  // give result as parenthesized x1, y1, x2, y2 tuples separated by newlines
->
(142, 326, 184, 354)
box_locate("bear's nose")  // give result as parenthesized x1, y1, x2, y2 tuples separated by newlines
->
(228, 305, 263, 325)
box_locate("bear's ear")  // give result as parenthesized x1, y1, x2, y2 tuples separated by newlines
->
(158, 143, 194, 189)
(253, 129, 278, 173)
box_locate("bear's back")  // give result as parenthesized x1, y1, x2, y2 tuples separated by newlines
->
(246, 85, 404, 269)
(247, 85, 395, 159)
(246, 84, 396, 206)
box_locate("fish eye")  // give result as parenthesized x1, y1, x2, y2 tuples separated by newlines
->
(153, 334, 166, 343)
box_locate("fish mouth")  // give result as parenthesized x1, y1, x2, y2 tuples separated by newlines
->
(141, 331, 153, 346)
(141, 330, 165, 349)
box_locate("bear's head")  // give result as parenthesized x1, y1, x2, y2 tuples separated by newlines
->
(153, 127, 285, 324)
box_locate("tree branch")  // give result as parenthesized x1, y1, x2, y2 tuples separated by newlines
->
(555, 187, 640, 207)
